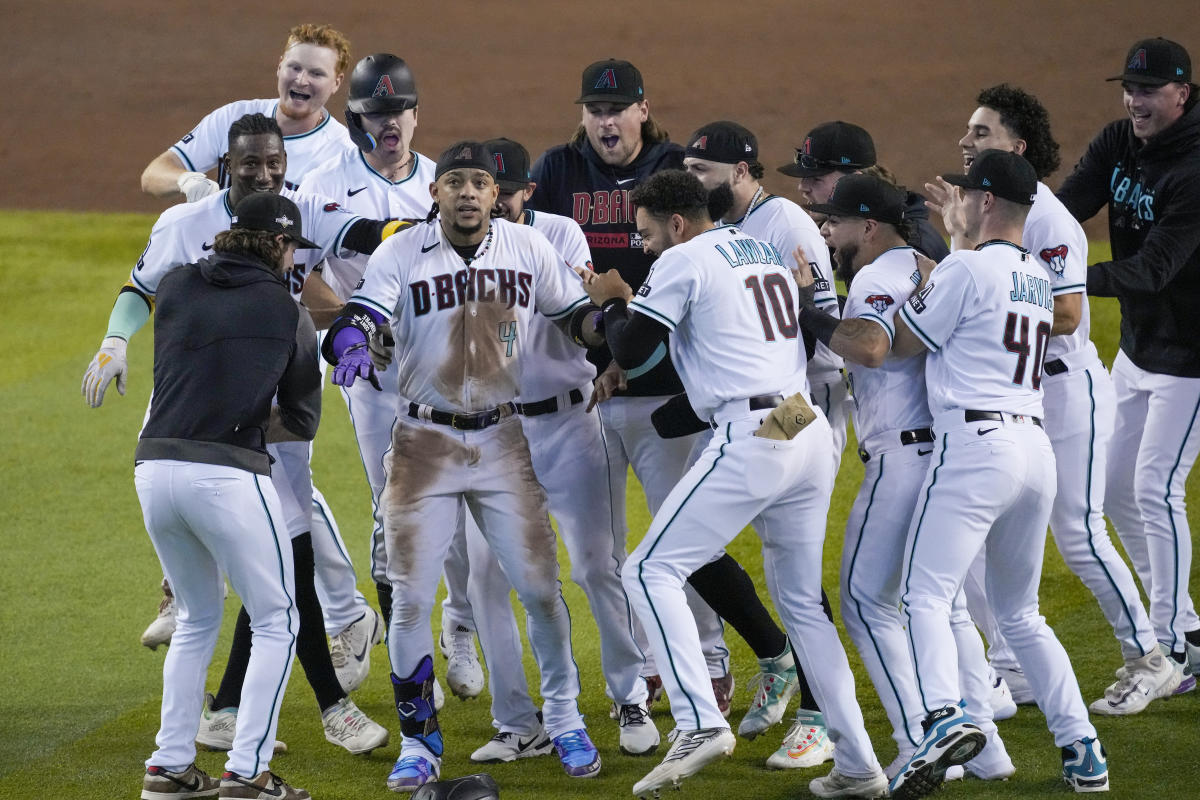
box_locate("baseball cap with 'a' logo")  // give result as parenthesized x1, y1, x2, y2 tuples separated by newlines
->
(1107, 37, 1192, 86)
(577, 59, 645, 104)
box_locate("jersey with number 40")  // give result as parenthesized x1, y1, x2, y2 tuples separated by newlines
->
(629, 224, 809, 420)
(898, 242, 1053, 418)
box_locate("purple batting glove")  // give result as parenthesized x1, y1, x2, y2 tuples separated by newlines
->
(332, 344, 382, 390)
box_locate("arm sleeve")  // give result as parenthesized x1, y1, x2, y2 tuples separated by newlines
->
(1055, 127, 1117, 223)
(106, 289, 153, 341)
(602, 298, 672, 371)
(276, 306, 323, 440)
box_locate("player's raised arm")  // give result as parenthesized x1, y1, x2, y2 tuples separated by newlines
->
(141, 150, 219, 201)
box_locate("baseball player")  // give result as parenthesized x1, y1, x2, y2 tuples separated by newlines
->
(932, 84, 1179, 714)
(887, 151, 1107, 798)
(581, 169, 887, 800)
(798, 173, 1013, 784)
(83, 113, 400, 753)
(681, 120, 843, 763)
(134, 192, 319, 800)
(300, 52, 437, 685)
(322, 142, 607, 791)
(1057, 37, 1200, 679)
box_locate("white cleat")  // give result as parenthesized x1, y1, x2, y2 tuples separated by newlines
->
(809, 767, 889, 798)
(141, 594, 177, 650)
(432, 677, 445, 711)
(994, 665, 1034, 704)
(321, 697, 389, 754)
(965, 729, 1015, 780)
(618, 702, 660, 755)
(195, 693, 286, 754)
(330, 607, 383, 694)
(990, 675, 1018, 721)
(1090, 648, 1182, 715)
(470, 727, 553, 763)
(736, 649, 798, 740)
(765, 710, 835, 769)
(440, 625, 485, 699)
(632, 727, 735, 798)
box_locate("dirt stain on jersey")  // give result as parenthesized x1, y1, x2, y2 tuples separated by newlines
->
(434, 296, 520, 410)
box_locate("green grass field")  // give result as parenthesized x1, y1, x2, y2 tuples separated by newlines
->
(1, 210, 1196, 799)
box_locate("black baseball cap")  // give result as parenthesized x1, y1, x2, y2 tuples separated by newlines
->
(231, 193, 318, 249)
(940, 149, 1037, 205)
(684, 121, 759, 164)
(483, 138, 531, 191)
(809, 174, 906, 226)
(576, 59, 645, 104)
(778, 121, 876, 178)
(435, 140, 497, 180)
(1107, 37, 1191, 86)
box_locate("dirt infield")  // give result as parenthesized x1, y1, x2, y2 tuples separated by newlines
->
(5, 0, 1197, 233)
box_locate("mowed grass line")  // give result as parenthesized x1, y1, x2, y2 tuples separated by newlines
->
(1, 212, 1196, 798)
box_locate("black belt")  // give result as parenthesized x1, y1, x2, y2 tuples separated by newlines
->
(1043, 358, 1067, 376)
(517, 388, 584, 417)
(965, 410, 1043, 428)
(750, 394, 784, 410)
(408, 402, 516, 431)
(858, 427, 935, 463)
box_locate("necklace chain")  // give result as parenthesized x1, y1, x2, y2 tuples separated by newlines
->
(734, 186, 765, 227)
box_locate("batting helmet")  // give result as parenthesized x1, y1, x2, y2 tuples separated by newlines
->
(410, 773, 499, 800)
(344, 53, 418, 153)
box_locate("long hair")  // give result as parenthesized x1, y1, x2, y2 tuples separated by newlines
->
(212, 229, 286, 272)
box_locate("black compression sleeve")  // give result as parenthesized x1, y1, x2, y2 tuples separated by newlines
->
(797, 287, 840, 348)
(601, 298, 670, 370)
(341, 218, 389, 254)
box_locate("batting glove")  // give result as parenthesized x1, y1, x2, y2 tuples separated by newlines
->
(82, 336, 129, 407)
(368, 326, 394, 372)
(177, 171, 220, 203)
(333, 343, 381, 390)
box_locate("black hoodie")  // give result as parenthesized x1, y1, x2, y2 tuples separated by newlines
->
(136, 252, 321, 474)
(529, 135, 685, 396)
(1057, 98, 1200, 377)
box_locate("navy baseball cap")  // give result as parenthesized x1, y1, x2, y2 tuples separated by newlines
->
(684, 121, 759, 165)
(778, 121, 877, 178)
(435, 141, 497, 180)
(484, 138, 532, 191)
(1108, 38, 1191, 86)
(577, 59, 645, 104)
(809, 174, 906, 226)
(231, 193, 318, 249)
(941, 149, 1036, 205)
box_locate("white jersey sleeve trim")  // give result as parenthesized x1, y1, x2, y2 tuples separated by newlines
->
(629, 300, 678, 330)
(899, 304, 939, 352)
(541, 295, 588, 320)
(858, 312, 895, 344)
(169, 144, 196, 172)
(1051, 283, 1085, 296)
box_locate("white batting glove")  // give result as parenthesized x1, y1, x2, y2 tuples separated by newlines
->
(82, 337, 129, 408)
(368, 326, 394, 372)
(177, 171, 220, 203)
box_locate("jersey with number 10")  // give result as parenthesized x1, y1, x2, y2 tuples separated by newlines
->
(629, 225, 809, 420)
(898, 242, 1053, 418)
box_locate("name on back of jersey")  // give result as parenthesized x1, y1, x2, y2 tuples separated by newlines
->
(410, 267, 533, 315)
(1009, 271, 1053, 312)
(714, 238, 784, 269)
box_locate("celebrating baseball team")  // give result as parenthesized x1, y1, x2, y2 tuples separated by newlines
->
(79, 22, 1200, 800)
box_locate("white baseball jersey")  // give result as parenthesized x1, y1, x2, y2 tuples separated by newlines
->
(302, 148, 437, 300)
(170, 99, 352, 188)
(630, 224, 808, 420)
(1026, 182, 1092, 361)
(899, 242, 1053, 418)
(128, 188, 364, 300)
(520, 210, 597, 401)
(350, 218, 589, 412)
(843, 246, 931, 442)
(736, 195, 844, 383)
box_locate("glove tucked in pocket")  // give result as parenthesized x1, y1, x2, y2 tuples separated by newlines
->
(755, 392, 817, 441)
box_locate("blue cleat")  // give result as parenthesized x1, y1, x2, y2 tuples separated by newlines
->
(386, 753, 439, 793)
(889, 705, 986, 800)
(1062, 737, 1109, 793)
(552, 728, 601, 778)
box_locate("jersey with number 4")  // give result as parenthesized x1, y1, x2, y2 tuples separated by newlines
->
(1026, 181, 1091, 361)
(170, 99, 353, 189)
(303, 148, 436, 300)
(128, 188, 364, 300)
(630, 225, 809, 420)
(350, 218, 590, 413)
(898, 242, 1052, 418)
(843, 246, 931, 441)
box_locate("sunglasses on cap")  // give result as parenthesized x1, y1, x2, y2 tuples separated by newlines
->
(791, 151, 867, 173)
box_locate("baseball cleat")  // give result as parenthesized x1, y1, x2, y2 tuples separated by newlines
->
(141, 763, 219, 800)
(330, 607, 383, 694)
(888, 705, 986, 800)
(219, 770, 310, 800)
(553, 728, 602, 778)
(964, 729, 1015, 781)
(386, 752, 440, 793)
(994, 665, 1034, 704)
(1186, 640, 1200, 678)
(432, 677, 445, 711)
(440, 625, 485, 699)
(1061, 737, 1109, 793)
(195, 693, 286, 755)
(321, 697, 389, 754)
(737, 648, 798, 739)
(632, 727, 735, 797)
(470, 727, 553, 763)
(618, 702, 661, 755)
(711, 673, 734, 718)
(809, 766, 889, 798)
(1089, 648, 1182, 715)
(141, 594, 177, 650)
(766, 709, 834, 769)
(990, 675, 1018, 721)
(884, 748, 916, 781)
